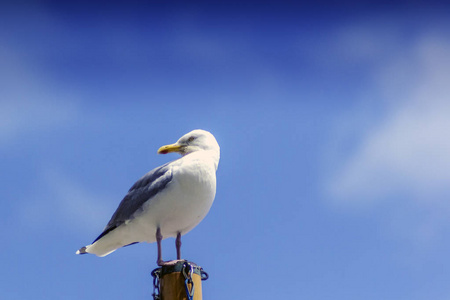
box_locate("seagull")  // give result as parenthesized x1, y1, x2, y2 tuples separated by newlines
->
(76, 129, 220, 266)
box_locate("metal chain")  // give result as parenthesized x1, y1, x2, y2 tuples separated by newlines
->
(200, 268, 209, 281)
(151, 262, 208, 300)
(182, 262, 195, 300)
(151, 268, 161, 300)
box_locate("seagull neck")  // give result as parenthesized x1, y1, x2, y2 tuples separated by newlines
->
(184, 149, 220, 171)
(209, 150, 220, 171)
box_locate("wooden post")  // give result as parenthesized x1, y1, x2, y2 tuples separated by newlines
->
(152, 260, 207, 300)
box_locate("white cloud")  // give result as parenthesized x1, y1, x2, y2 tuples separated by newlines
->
(324, 25, 450, 244)
(0, 43, 79, 145)
(329, 34, 450, 200)
(0, 98, 78, 144)
(19, 168, 112, 234)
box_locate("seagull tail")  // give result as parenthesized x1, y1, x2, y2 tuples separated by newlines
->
(76, 246, 88, 255)
(76, 224, 139, 257)
(75, 242, 118, 257)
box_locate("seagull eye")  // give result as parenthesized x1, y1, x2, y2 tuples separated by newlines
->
(187, 136, 195, 143)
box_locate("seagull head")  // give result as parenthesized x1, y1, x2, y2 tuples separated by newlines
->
(157, 129, 220, 157)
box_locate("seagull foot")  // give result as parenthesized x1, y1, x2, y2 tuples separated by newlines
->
(157, 259, 185, 266)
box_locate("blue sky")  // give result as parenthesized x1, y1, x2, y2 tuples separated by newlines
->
(1, 2, 450, 299)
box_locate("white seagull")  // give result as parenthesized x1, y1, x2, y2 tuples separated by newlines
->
(76, 129, 220, 266)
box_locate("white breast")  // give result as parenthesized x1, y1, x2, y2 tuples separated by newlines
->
(130, 151, 217, 242)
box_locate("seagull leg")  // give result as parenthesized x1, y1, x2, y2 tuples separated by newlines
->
(156, 228, 164, 266)
(176, 232, 182, 260)
(156, 229, 183, 266)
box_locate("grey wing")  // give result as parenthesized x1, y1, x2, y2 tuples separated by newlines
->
(92, 161, 174, 243)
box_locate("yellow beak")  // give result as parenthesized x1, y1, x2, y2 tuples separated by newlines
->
(157, 143, 183, 154)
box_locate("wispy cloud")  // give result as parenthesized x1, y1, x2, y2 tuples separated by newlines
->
(324, 23, 450, 244)
(19, 168, 112, 234)
(0, 40, 79, 145)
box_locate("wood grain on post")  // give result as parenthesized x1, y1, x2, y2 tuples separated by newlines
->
(159, 261, 204, 300)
